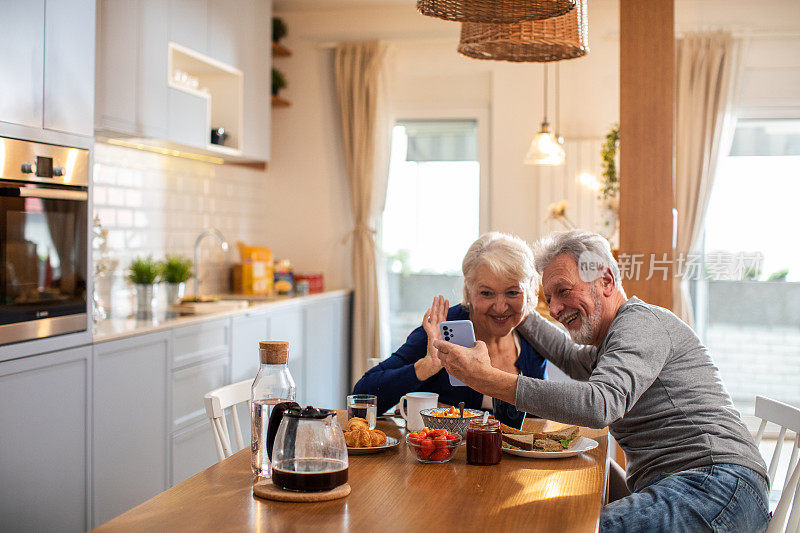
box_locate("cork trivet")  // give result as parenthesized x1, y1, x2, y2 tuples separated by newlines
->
(253, 480, 351, 502)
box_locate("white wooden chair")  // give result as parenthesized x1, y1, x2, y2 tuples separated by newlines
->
(203, 379, 252, 461)
(754, 396, 800, 533)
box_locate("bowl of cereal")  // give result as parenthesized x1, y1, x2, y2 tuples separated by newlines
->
(419, 406, 484, 439)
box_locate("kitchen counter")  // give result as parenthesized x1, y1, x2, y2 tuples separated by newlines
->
(93, 289, 351, 343)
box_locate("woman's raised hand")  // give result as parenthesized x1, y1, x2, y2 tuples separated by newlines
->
(414, 295, 449, 381)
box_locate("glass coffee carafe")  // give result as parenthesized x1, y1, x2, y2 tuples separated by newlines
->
(266, 403, 348, 492)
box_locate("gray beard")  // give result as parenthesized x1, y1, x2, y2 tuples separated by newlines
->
(568, 286, 603, 345)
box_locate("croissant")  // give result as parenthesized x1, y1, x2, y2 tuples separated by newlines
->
(347, 417, 370, 431)
(344, 428, 372, 447)
(369, 429, 387, 447)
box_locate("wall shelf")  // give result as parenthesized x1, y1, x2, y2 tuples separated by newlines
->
(271, 95, 291, 108)
(272, 42, 292, 57)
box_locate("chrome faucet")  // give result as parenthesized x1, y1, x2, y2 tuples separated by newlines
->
(193, 228, 230, 296)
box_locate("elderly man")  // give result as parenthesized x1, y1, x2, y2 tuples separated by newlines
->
(434, 230, 770, 533)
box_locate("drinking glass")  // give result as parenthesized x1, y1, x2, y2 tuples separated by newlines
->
(346, 394, 377, 429)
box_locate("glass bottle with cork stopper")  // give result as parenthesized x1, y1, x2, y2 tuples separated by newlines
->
(251, 341, 297, 477)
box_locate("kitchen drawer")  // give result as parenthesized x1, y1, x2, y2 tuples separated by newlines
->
(172, 355, 229, 431)
(170, 419, 220, 486)
(172, 318, 230, 368)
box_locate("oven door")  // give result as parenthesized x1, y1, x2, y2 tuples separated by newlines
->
(0, 183, 88, 345)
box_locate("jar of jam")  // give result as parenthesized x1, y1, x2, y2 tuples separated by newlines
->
(466, 418, 502, 465)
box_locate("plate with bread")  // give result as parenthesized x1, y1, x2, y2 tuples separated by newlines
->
(500, 424, 598, 458)
(344, 417, 400, 454)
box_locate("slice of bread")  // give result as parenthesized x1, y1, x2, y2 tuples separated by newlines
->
(546, 426, 579, 441)
(501, 433, 535, 451)
(499, 422, 533, 435)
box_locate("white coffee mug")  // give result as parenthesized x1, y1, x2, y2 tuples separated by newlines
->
(399, 392, 439, 431)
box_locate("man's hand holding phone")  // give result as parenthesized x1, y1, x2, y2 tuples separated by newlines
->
(439, 320, 476, 387)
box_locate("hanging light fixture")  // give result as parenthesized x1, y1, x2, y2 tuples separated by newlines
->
(457, 0, 588, 63)
(554, 62, 565, 148)
(417, 0, 576, 24)
(524, 64, 565, 166)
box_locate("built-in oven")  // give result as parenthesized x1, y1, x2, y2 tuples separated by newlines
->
(0, 137, 89, 345)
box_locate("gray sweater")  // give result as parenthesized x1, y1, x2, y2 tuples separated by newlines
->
(516, 297, 767, 491)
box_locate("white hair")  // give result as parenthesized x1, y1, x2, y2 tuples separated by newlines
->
(461, 232, 539, 314)
(533, 230, 626, 296)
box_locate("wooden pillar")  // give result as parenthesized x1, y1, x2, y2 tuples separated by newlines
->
(618, 0, 675, 309)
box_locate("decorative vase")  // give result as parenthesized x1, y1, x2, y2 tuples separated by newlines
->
(165, 282, 186, 306)
(135, 283, 156, 318)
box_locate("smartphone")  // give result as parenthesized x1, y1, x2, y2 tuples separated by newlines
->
(439, 320, 476, 387)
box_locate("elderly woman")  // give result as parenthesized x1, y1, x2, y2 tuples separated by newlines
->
(352, 232, 547, 428)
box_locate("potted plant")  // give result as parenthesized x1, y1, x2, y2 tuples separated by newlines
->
(272, 68, 287, 97)
(128, 256, 160, 317)
(272, 17, 287, 44)
(161, 255, 193, 305)
(599, 123, 620, 247)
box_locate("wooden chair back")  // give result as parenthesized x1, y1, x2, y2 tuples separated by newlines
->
(203, 379, 252, 461)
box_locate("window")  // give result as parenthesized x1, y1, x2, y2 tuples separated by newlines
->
(381, 118, 485, 351)
(697, 119, 800, 417)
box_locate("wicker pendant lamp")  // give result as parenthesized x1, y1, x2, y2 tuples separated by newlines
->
(458, 0, 589, 63)
(417, 0, 576, 24)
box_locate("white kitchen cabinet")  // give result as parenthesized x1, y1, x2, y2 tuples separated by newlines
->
(304, 296, 352, 410)
(44, 0, 96, 136)
(269, 305, 307, 406)
(0, 0, 95, 137)
(0, 1, 44, 129)
(238, 0, 271, 161)
(231, 310, 270, 383)
(92, 332, 170, 528)
(170, 419, 220, 486)
(95, 0, 271, 162)
(96, 0, 168, 139)
(171, 318, 230, 369)
(171, 355, 229, 431)
(0, 346, 90, 532)
(169, 0, 208, 56)
(207, 0, 245, 68)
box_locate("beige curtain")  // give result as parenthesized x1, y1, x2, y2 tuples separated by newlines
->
(673, 32, 740, 324)
(334, 41, 391, 384)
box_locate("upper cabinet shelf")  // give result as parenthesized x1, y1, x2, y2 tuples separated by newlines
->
(168, 42, 243, 154)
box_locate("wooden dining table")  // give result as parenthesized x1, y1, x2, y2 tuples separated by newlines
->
(93, 415, 608, 532)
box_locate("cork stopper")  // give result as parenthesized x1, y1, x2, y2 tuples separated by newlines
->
(259, 341, 289, 364)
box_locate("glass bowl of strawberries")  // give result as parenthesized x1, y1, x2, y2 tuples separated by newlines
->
(406, 427, 462, 463)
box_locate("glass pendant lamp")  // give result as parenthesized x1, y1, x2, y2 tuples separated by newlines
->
(524, 64, 565, 166)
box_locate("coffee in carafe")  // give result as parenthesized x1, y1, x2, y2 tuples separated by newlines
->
(267, 404, 349, 492)
(251, 341, 296, 477)
(272, 458, 349, 492)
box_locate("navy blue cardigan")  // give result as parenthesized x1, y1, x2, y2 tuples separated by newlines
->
(352, 305, 547, 429)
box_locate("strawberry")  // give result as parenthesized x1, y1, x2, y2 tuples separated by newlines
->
(430, 448, 451, 462)
(419, 438, 435, 459)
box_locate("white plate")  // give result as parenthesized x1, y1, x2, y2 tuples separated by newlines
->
(502, 436, 599, 458)
(347, 436, 400, 455)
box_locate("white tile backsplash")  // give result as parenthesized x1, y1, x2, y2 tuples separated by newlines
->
(93, 143, 269, 317)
